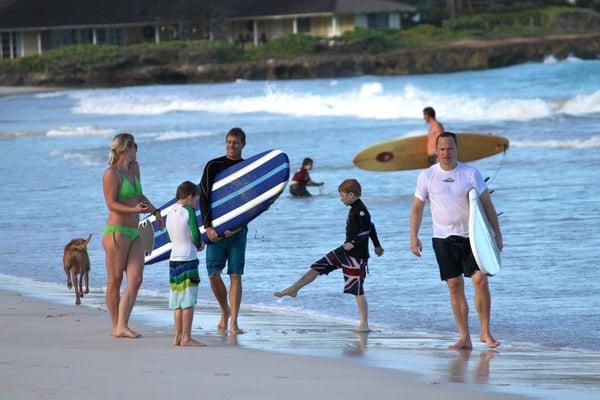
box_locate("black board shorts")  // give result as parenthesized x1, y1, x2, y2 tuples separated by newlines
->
(432, 236, 480, 281)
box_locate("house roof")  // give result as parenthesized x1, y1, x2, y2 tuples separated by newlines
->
(229, 0, 416, 19)
(0, 0, 182, 29)
(0, 0, 417, 30)
(335, 0, 417, 14)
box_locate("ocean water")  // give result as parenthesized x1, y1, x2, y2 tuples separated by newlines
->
(1, 56, 599, 397)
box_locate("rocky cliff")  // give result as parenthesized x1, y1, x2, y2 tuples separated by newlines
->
(1, 32, 599, 87)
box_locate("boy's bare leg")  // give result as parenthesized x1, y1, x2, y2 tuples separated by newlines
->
(354, 295, 370, 332)
(174, 309, 182, 346)
(229, 274, 243, 334)
(181, 307, 205, 347)
(274, 269, 319, 297)
(209, 272, 230, 332)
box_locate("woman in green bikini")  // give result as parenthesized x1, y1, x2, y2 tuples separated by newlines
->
(102, 133, 164, 338)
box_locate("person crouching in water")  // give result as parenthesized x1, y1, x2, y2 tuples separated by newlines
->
(289, 157, 324, 197)
(275, 179, 384, 332)
(166, 181, 206, 347)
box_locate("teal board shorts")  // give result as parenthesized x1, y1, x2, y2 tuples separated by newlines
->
(206, 226, 248, 276)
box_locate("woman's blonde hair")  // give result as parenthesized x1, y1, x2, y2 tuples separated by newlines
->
(107, 133, 135, 165)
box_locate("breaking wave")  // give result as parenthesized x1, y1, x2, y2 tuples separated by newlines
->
(69, 84, 600, 121)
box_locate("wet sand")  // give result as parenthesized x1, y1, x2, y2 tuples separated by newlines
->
(0, 86, 61, 97)
(0, 288, 524, 400)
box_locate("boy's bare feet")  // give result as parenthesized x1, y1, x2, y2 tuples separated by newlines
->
(181, 338, 206, 347)
(354, 322, 370, 333)
(274, 288, 297, 298)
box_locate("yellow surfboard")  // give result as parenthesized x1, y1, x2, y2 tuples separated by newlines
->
(352, 133, 509, 172)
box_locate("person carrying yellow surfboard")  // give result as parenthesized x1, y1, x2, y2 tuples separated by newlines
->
(423, 106, 445, 165)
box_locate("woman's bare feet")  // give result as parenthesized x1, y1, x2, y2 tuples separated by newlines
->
(274, 287, 297, 298)
(181, 338, 206, 347)
(174, 334, 182, 346)
(480, 334, 500, 348)
(112, 327, 141, 338)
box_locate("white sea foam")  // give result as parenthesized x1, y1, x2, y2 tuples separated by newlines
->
(565, 54, 583, 63)
(67, 82, 598, 121)
(50, 150, 104, 166)
(34, 91, 66, 99)
(46, 125, 117, 137)
(152, 130, 218, 142)
(543, 54, 583, 64)
(559, 90, 600, 116)
(511, 135, 600, 149)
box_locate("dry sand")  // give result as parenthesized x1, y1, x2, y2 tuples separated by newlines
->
(0, 86, 61, 97)
(0, 289, 524, 400)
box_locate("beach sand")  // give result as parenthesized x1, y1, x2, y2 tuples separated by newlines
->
(0, 288, 524, 400)
(0, 86, 61, 97)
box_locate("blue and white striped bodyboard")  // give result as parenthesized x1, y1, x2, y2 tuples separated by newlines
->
(139, 150, 289, 265)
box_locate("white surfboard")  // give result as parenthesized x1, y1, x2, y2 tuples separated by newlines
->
(468, 189, 501, 276)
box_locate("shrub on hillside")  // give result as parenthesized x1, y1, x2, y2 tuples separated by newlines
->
(334, 28, 399, 53)
(251, 34, 322, 59)
(128, 40, 243, 64)
(1, 44, 123, 73)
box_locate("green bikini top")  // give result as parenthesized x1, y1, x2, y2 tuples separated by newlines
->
(117, 171, 142, 200)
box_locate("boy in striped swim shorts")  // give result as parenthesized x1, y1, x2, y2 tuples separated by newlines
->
(166, 181, 206, 347)
(274, 179, 384, 332)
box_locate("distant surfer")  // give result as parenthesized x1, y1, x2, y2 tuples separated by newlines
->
(289, 157, 324, 197)
(199, 128, 248, 334)
(423, 107, 444, 165)
(410, 132, 503, 350)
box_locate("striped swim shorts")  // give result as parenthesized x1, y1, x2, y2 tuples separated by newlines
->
(310, 246, 367, 296)
(169, 259, 200, 310)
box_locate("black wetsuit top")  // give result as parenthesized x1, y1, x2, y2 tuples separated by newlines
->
(345, 199, 380, 260)
(199, 155, 244, 228)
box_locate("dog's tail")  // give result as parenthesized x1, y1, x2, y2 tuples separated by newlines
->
(83, 234, 92, 247)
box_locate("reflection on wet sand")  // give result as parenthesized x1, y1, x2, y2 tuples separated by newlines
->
(448, 349, 497, 384)
(343, 332, 369, 357)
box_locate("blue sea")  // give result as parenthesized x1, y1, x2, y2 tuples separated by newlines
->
(1, 55, 599, 398)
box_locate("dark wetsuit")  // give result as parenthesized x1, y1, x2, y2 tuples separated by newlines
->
(199, 155, 249, 276)
(199, 155, 244, 228)
(310, 199, 380, 296)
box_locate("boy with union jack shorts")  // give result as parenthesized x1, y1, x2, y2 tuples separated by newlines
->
(274, 179, 383, 332)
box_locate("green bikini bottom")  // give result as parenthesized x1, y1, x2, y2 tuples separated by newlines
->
(103, 224, 140, 243)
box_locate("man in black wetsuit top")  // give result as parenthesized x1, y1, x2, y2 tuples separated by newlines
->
(199, 127, 248, 335)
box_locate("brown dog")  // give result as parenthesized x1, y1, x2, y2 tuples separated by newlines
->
(63, 234, 92, 305)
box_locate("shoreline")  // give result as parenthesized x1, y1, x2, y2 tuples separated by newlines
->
(0, 286, 525, 400)
(0, 32, 599, 87)
(0, 86, 62, 97)
(2, 277, 599, 400)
